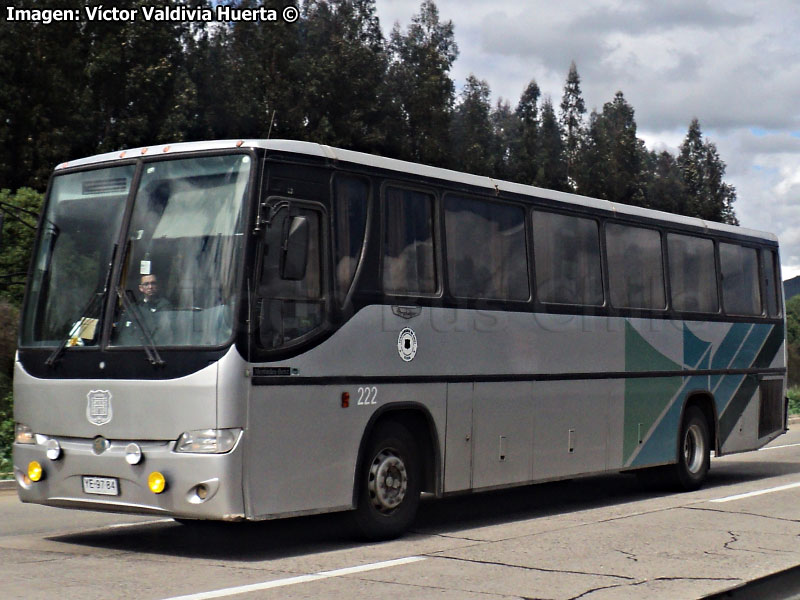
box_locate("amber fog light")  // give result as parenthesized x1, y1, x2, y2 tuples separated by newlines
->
(28, 461, 43, 482)
(148, 471, 166, 494)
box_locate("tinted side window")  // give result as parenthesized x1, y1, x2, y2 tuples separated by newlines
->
(257, 208, 323, 349)
(720, 242, 761, 316)
(667, 233, 718, 313)
(533, 211, 603, 305)
(606, 223, 665, 309)
(383, 187, 436, 295)
(761, 249, 781, 317)
(444, 195, 529, 300)
(333, 175, 369, 302)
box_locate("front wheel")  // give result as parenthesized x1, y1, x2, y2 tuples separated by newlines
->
(669, 406, 711, 491)
(351, 421, 421, 540)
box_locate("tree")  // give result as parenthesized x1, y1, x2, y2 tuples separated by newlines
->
(0, 0, 90, 190)
(559, 61, 586, 191)
(678, 119, 738, 224)
(450, 75, 494, 175)
(491, 99, 518, 181)
(536, 98, 568, 191)
(296, 0, 389, 150)
(642, 150, 686, 215)
(509, 80, 541, 185)
(577, 91, 644, 206)
(386, 0, 458, 165)
(0, 188, 42, 306)
(84, 0, 198, 151)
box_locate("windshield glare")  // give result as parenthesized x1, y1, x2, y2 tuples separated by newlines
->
(21, 154, 251, 349)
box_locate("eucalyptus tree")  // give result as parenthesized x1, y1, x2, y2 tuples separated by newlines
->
(536, 98, 568, 191)
(450, 75, 494, 176)
(295, 0, 389, 151)
(386, 0, 458, 165)
(509, 80, 541, 185)
(678, 119, 737, 224)
(559, 61, 586, 191)
(0, 0, 89, 190)
(577, 91, 644, 206)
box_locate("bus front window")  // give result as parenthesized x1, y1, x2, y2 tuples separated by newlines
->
(111, 154, 250, 348)
(21, 166, 135, 347)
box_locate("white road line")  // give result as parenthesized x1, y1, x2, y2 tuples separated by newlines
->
(710, 481, 800, 503)
(759, 442, 800, 451)
(160, 556, 427, 600)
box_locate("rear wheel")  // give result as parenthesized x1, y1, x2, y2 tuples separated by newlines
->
(669, 405, 711, 491)
(351, 421, 421, 540)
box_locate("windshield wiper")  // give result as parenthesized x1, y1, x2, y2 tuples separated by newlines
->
(116, 286, 165, 367)
(46, 244, 118, 367)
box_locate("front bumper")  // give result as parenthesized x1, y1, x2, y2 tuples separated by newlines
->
(13, 435, 245, 520)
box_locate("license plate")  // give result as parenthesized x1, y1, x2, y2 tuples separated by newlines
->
(82, 476, 119, 496)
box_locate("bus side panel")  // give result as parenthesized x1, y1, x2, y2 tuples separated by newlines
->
(471, 381, 533, 489)
(244, 383, 446, 519)
(532, 380, 617, 481)
(624, 320, 785, 467)
(444, 382, 473, 492)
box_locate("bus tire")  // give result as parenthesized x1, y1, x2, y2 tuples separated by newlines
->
(351, 421, 421, 540)
(670, 405, 710, 491)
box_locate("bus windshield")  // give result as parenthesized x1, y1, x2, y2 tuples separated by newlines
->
(21, 154, 251, 349)
(111, 154, 251, 348)
(21, 165, 135, 347)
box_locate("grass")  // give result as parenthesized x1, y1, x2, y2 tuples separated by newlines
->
(789, 386, 800, 417)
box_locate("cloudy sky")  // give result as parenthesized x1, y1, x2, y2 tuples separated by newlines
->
(374, 0, 800, 280)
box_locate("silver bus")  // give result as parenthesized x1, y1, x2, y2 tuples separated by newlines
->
(13, 140, 787, 539)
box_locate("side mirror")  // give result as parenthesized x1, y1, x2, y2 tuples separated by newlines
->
(280, 215, 309, 281)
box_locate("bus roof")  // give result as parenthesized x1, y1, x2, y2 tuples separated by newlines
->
(55, 139, 777, 243)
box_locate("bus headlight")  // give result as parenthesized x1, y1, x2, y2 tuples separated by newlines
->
(174, 429, 242, 454)
(15, 423, 35, 445)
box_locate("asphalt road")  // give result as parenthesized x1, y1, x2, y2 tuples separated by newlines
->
(1, 427, 799, 600)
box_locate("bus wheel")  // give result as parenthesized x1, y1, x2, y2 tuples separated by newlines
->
(671, 406, 710, 491)
(352, 421, 421, 540)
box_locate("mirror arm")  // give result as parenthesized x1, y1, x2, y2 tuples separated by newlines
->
(254, 199, 290, 234)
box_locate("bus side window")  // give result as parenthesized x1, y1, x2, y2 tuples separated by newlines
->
(382, 187, 437, 295)
(532, 210, 603, 306)
(444, 195, 529, 301)
(606, 223, 666, 310)
(762, 249, 781, 317)
(333, 175, 369, 304)
(257, 207, 324, 349)
(719, 242, 761, 316)
(667, 233, 718, 313)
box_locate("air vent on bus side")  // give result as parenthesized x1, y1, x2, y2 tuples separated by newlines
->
(758, 378, 785, 438)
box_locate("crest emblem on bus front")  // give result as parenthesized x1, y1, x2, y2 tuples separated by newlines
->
(86, 390, 113, 426)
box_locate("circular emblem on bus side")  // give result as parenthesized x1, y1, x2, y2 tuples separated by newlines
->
(397, 328, 417, 362)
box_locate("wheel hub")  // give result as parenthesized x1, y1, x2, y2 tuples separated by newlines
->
(684, 423, 704, 474)
(368, 450, 408, 513)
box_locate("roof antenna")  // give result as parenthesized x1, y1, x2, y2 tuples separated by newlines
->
(267, 110, 276, 140)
